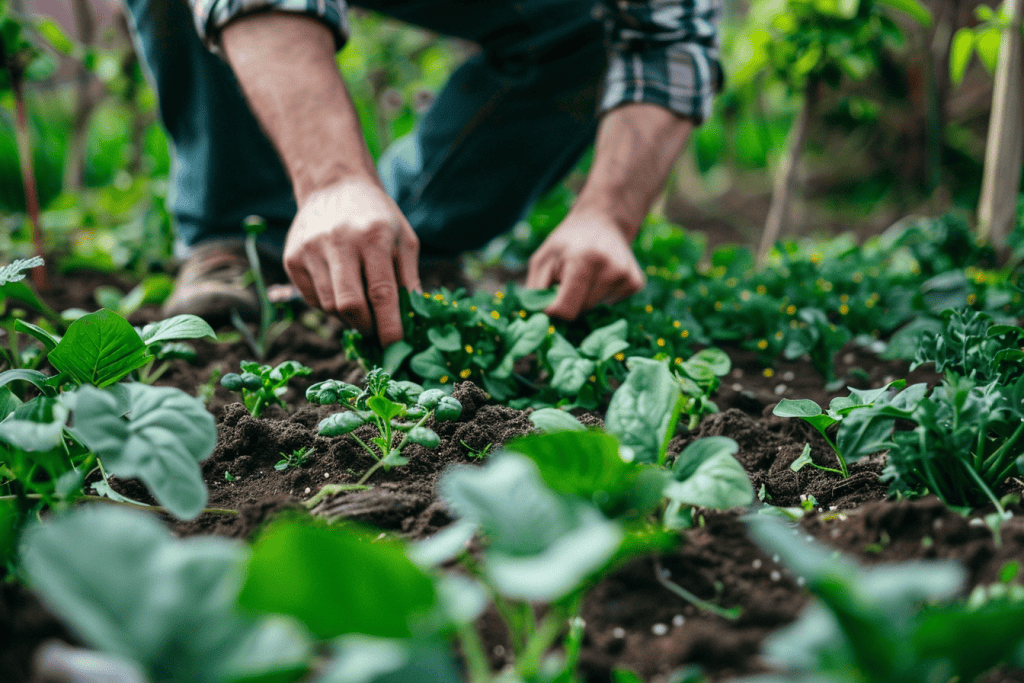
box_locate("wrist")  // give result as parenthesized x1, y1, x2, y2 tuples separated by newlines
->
(570, 191, 642, 242)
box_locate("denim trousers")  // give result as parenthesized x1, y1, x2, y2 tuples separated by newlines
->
(121, 0, 605, 259)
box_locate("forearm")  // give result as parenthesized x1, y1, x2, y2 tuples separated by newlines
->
(221, 12, 377, 205)
(574, 103, 694, 241)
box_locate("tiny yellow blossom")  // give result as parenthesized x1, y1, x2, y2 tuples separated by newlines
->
(408, 311, 415, 317)
(852, 272, 864, 283)
(839, 304, 850, 315)
(644, 304, 654, 314)
(774, 331, 784, 341)
(491, 310, 501, 320)
(756, 284, 767, 295)
(464, 345, 473, 354)
(423, 292, 431, 299)
(434, 293, 445, 301)
(714, 301, 723, 311)
(547, 326, 555, 334)
(614, 352, 626, 361)
(470, 305, 477, 312)
(757, 339, 768, 350)
(460, 369, 472, 379)
(681, 329, 690, 338)
(452, 301, 459, 308)
(657, 338, 666, 347)
(967, 293, 977, 305)
(763, 368, 774, 378)
(786, 305, 797, 316)
(519, 310, 527, 318)
(494, 291, 505, 300)
(810, 253, 822, 264)
(726, 277, 739, 288)
(790, 320, 800, 329)
(840, 294, 849, 303)
(589, 375, 597, 382)
(439, 375, 449, 384)
(672, 320, 682, 328)
(674, 357, 683, 365)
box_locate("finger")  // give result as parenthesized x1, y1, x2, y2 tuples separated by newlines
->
(362, 246, 404, 346)
(546, 258, 598, 320)
(588, 268, 645, 309)
(285, 253, 323, 311)
(395, 226, 422, 294)
(329, 250, 373, 333)
(526, 251, 560, 290)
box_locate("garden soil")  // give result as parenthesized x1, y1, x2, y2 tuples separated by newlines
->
(4, 271, 1024, 683)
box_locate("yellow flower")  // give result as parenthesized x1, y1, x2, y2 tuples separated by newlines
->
(786, 304, 797, 316)
(775, 331, 784, 341)
(852, 272, 864, 283)
(681, 329, 690, 338)
(644, 304, 654, 314)
(763, 368, 774, 378)
(657, 338, 666, 347)
(464, 344, 473, 354)
(408, 311, 415, 318)
(423, 292, 431, 299)
(714, 301, 723, 311)
(810, 252, 822, 264)
(547, 326, 555, 334)
(494, 291, 505, 300)
(439, 375, 449, 384)
(452, 301, 459, 308)
(470, 305, 477, 312)
(757, 339, 768, 350)
(672, 320, 682, 328)
(519, 310, 527, 318)
(726, 277, 739, 288)
(490, 310, 501, 320)
(840, 294, 849, 303)
(967, 293, 977, 306)
(588, 375, 597, 383)
(434, 293, 445, 301)
(614, 352, 626, 361)
(460, 368, 471, 379)
(674, 357, 683, 365)
(839, 304, 850, 315)
(756, 284, 767, 295)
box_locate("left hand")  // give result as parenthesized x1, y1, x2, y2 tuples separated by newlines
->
(526, 208, 646, 320)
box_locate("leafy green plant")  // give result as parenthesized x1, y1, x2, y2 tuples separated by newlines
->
(949, 1, 1018, 86)
(275, 446, 315, 471)
(739, 516, 1024, 683)
(220, 360, 312, 419)
(308, 368, 462, 485)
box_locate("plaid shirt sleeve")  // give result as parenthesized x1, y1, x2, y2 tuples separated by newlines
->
(598, 0, 723, 123)
(190, 0, 349, 52)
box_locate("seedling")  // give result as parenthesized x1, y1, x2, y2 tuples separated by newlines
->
(230, 216, 291, 361)
(220, 360, 311, 419)
(309, 368, 462, 485)
(275, 446, 314, 471)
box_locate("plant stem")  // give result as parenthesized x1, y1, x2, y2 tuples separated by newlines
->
(245, 232, 274, 358)
(980, 422, 1024, 480)
(654, 558, 741, 620)
(516, 606, 568, 679)
(960, 458, 1006, 518)
(816, 429, 848, 478)
(456, 621, 492, 683)
(355, 412, 431, 485)
(0, 493, 238, 515)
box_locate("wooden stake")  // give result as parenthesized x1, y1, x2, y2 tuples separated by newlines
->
(977, 0, 1024, 251)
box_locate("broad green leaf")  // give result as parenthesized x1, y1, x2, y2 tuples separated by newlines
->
(950, 28, 975, 85)
(0, 280, 60, 319)
(440, 454, 622, 601)
(408, 519, 477, 567)
(0, 395, 69, 452)
(528, 407, 585, 433)
(0, 368, 53, 395)
(689, 347, 731, 376)
(20, 506, 256, 683)
(546, 332, 581, 369)
(579, 320, 630, 361)
(550, 357, 596, 396)
(606, 358, 683, 464)
(367, 396, 403, 422)
(505, 430, 634, 501)
(426, 325, 461, 352)
(382, 341, 413, 375)
(409, 346, 448, 380)
(493, 314, 550, 380)
(14, 319, 59, 352)
(49, 310, 151, 387)
(238, 521, 436, 640)
(836, 410, 895, 464)
(517, 287, 558, 311)
(666, 437, 752, 509)
(139, 315, 216, 346)
(316, 637, 461, 683)
(73, 384, 215, 520)
(0, 386, 20, 421)
(773, 399, 838, 434)
(975, 26, 1001, 72)
(876, 0, 932, 25)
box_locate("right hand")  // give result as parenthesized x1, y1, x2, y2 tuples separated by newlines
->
(283, 178, 421, 346)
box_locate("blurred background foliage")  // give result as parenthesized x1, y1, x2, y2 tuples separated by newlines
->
(0, 0, 1019, 275)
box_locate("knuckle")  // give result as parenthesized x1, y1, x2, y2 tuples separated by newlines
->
(366, 281, 398, 305)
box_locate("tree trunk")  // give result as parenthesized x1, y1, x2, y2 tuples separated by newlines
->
(977, 0, 1024, 251)
(758, 80, 818, 264)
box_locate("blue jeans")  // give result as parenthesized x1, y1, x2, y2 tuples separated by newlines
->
(122, 0, 604, 259)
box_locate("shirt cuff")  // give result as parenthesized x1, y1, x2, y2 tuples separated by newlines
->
(191, 0, 349, 53)
(601, 42, 722, 123)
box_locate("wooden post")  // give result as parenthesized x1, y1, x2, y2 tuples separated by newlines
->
(977, 0, 1024, 250)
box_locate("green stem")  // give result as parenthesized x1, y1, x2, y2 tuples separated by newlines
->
(960, 458, 1006, 518)
(350, 433, 381, 463)
(456, 621, 492, 683)
(654, 558, 741, 620)
(808, 462, 847, 477)
(816, 429, 848, 478)
(244, 232, 273, 357)
(0, 493, 238, 515)
(980, 422, 1024, 480)
(516, 606, 568, 679)
(355, 412, 431, 486)
(250, 394, 267, 419)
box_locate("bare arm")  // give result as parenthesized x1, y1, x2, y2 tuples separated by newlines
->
(527, 103, 694, 318)
(221, 13, 420, 345)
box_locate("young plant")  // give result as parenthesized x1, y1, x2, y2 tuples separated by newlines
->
(309, 368, 462, 485)
(739, 516, 1024, 683)
(220, 360, 311, 419)
(274, 446, 314, 471)
(230, 216, 291, 361)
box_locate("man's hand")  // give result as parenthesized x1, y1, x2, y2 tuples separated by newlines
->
(526, 208, 645, 320)
(284, 179, 421, 346)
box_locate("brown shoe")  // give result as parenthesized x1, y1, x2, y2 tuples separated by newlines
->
(161, 239, 261, 324)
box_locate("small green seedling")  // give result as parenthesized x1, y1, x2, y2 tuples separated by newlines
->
(309, 368, 462, 485)
(221, 360, 312, 419)
(275, 446, 314, 471)
(230, 216, 291, 361)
